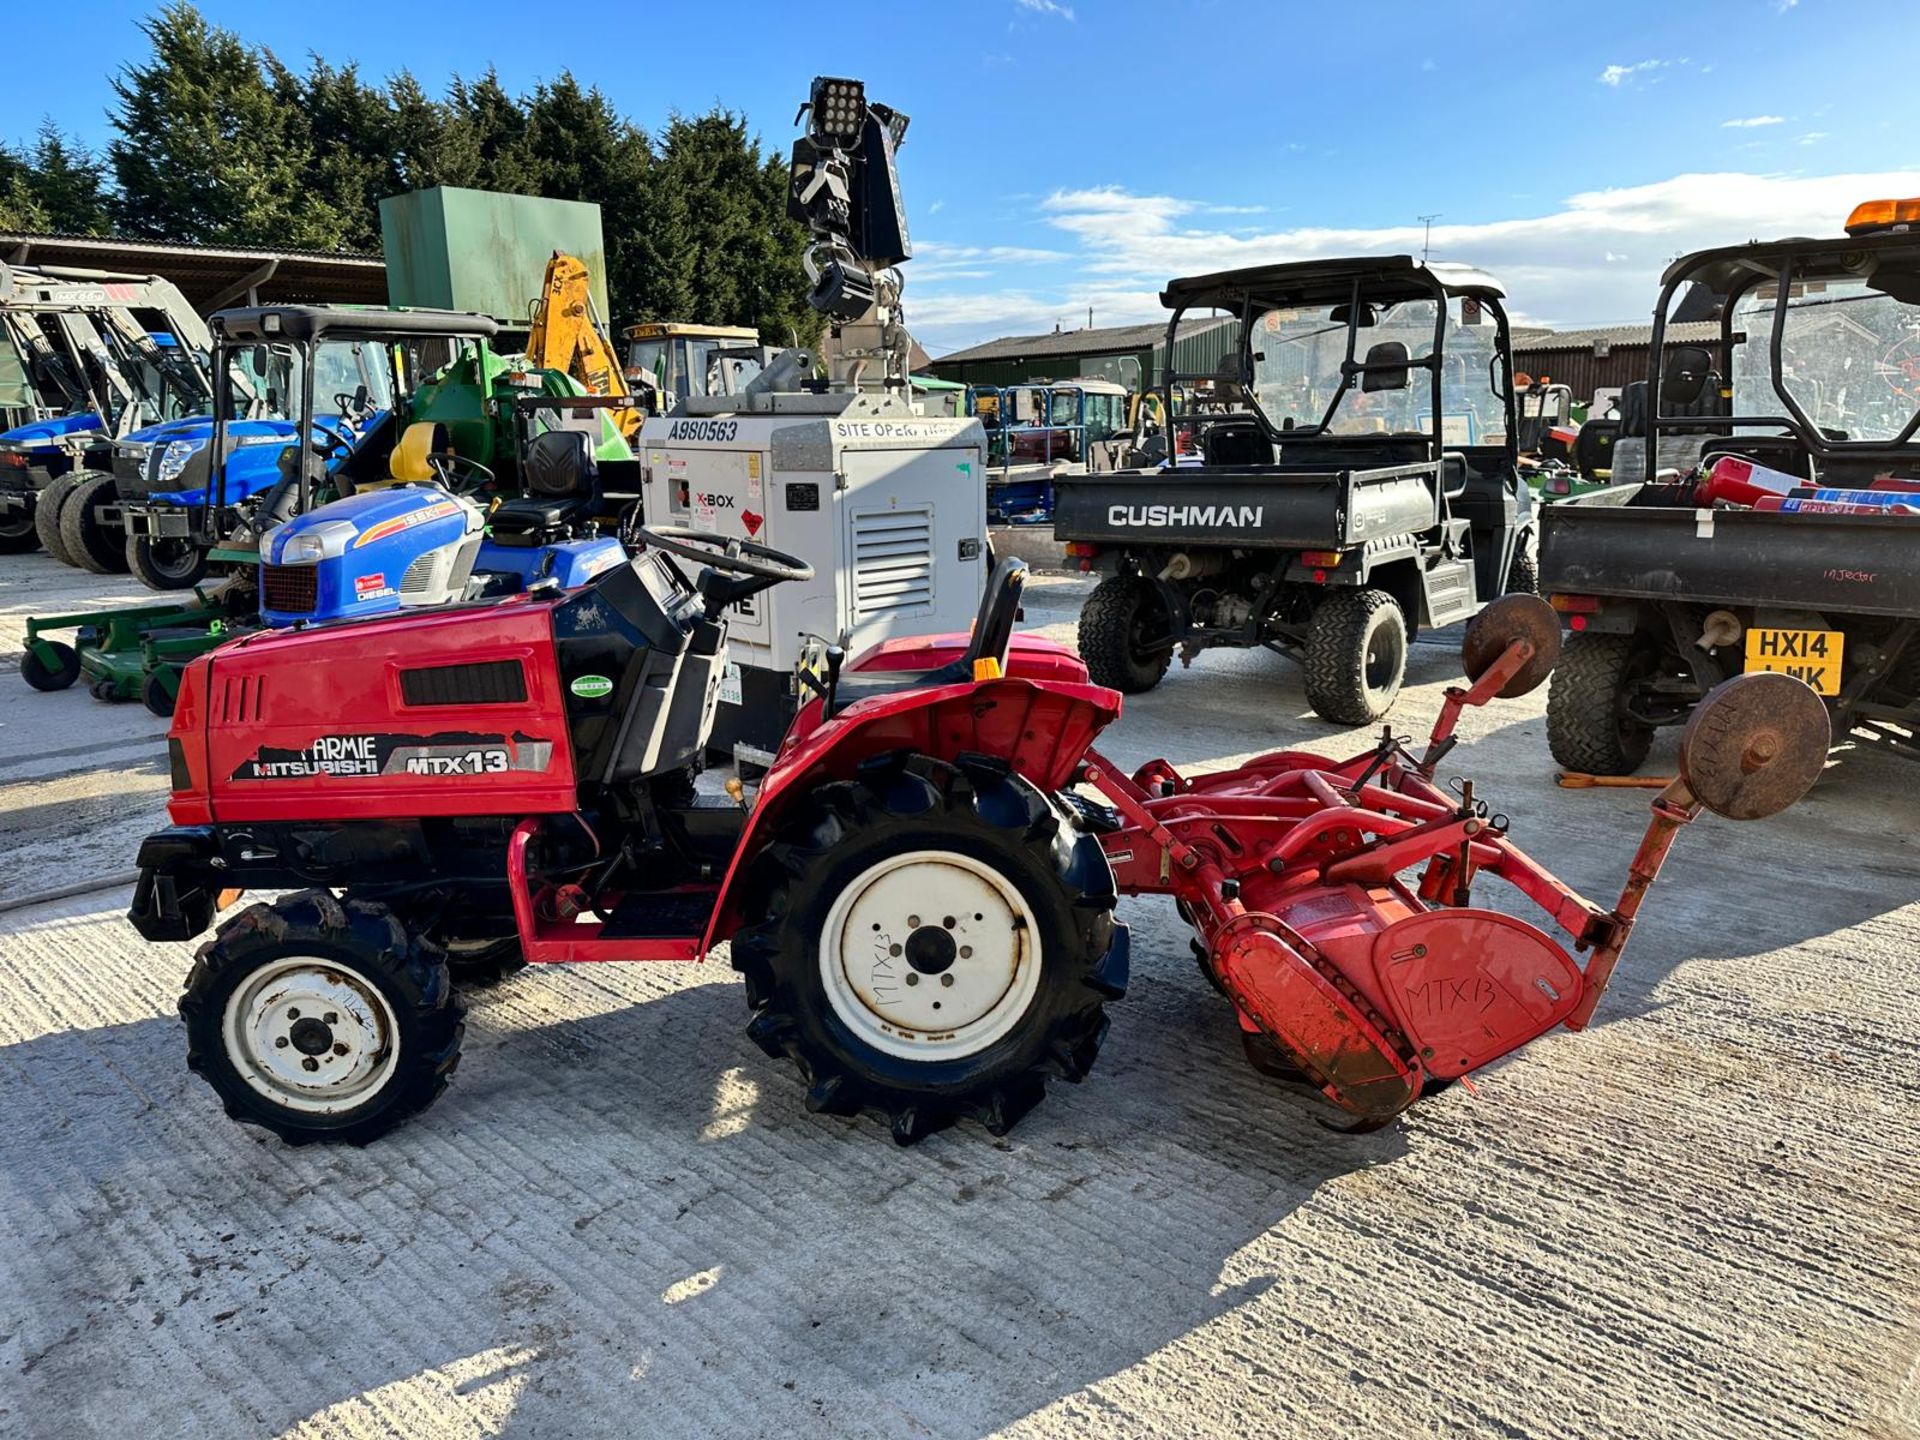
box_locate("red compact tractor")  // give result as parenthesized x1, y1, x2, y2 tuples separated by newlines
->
(130, 530, 1827, 1145)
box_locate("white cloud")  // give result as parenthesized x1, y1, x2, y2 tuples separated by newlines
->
(1777, 0, 1799, 10)
(1016, 0, 1075, 17)
(906, 168, 1920, 352)
(1722, 115, 1785, 128)
(1800, 131, 1830, 145)
(928, 199, 945, 213)
(1599, 59, 1667, 87)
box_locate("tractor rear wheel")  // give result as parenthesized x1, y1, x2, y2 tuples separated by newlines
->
(1547, 631, 1658, 775)
(731, 754, 1127, 1145)
(34, 473, 84, 564)
(1302, 588, 1407, 725)
(128, 534, 207, 590)
(179, 890, 463, 1146)
(59, 472, 130, 575)
(1078, 575, 1174, 693)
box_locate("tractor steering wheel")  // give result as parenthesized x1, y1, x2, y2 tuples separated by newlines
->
(428, 452, 496, 496)
(638, 524, 814, 583)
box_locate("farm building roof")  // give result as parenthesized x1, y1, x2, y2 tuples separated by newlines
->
(0, 231, 387, 311)
(932, 315, 1235, 366)
(1516, 320, 1722, 352)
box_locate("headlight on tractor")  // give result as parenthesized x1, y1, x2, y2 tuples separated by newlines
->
(274, 519, 356, 566)
(157, 440, 198, 483)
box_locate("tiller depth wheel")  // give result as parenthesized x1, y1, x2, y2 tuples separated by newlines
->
(1081, 596, 1828, 1125)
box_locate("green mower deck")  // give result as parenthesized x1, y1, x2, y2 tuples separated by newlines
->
(19, 586, 255, 703)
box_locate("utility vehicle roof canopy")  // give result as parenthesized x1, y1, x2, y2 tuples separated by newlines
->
(210, 306, 501, 345)
(1650, 196, 1920, 460)
(1162, 255, 1506, 314)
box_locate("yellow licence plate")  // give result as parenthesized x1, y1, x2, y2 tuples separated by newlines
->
(1744, 627, 1843, 695)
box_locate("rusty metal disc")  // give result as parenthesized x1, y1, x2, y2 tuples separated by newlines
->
(1460, 595, 1562, 698)
(1678, 671, 1830, 820)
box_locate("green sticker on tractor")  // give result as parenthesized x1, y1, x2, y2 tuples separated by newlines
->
(570, 674, 614, 699)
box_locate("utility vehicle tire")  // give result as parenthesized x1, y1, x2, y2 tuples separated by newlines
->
(142, 670, 176, 717)
(127, 534, 207, 590)
(20, 640, 80, 691)
(179, 890, 464, 1146)
(1302, 588, 1408, 725)
(731, 752, 1127, 1145)
(1078, 575, 1174, 693)
(34, 473, 84, 564)
(1547, 631, 1657, 775)
(1505, 537, 1540, 596)
(355, 890, 527, 989)
(59, 472, 130, 575)
(0, 502, 37, 553)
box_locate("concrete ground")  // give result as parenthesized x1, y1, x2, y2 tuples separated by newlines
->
(1, 549, 1916, 1440)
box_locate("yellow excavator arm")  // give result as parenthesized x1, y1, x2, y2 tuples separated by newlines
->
(528, 252, 644, 443)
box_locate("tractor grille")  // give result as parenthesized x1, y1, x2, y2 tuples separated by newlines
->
(399, 660, 528, 707)
(214, 673, 264, 725)
(851, 507, 934, 620)
(260, 563, 318, 614)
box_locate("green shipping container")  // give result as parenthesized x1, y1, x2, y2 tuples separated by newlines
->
(378, 187, 608, 322)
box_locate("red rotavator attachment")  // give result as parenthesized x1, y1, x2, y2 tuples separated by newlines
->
(1077, 596, 1829, 1127)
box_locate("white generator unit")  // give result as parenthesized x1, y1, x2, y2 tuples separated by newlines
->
(637, 390, 989, 754)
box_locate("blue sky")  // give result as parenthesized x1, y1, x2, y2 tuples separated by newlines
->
(4, 0, 1913, 354)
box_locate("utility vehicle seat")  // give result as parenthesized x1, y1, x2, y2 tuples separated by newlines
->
(827, 555, 1029, 715)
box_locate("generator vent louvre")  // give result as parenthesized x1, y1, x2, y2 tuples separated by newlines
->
(399, 659, 528, 707)
(851, 507, 934, 619)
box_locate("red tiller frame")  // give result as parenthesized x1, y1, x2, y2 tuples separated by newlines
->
(1079, 635, 1705, 1039)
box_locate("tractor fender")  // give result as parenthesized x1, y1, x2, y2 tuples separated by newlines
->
(699, 672, 1121, 956)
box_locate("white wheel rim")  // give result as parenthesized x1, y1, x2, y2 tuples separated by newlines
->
(819, 850, 1043, 1062)
(221, 958, 401, 1114)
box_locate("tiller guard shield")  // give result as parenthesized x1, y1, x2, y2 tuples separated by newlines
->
(1082, 596, 1829, 1126)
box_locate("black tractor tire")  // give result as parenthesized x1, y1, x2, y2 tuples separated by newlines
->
(34, 472, 84, 564)
(1506, 538, 1540, 596)
(179, 890, 463, 1146)
(58, 472, 131, 575)
(142, 670, 177, 717)
(127, 534, 208, 590)
(20, 641, 81, 691)
(730, 753, 1127, 1145)
(1547, 631, 1657, 775)
(1302, 588, 1408, 725)
(441, 936, 528, 988)
(0, 501, 37, 553)
(1078, 575, 1175, 693)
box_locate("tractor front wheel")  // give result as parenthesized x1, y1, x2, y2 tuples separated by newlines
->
(731, 755, 1127, 1145)
(34, 473, 84, 564)
(1078, 575, 1175, 693)
(1302, 588, 1408, 725)
(128, 534, 208, 590)
(179, 891, 464, 1145)
(58, 472, 131, 575)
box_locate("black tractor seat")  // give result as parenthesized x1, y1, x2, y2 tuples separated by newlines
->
(487, 494, 596, 547)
